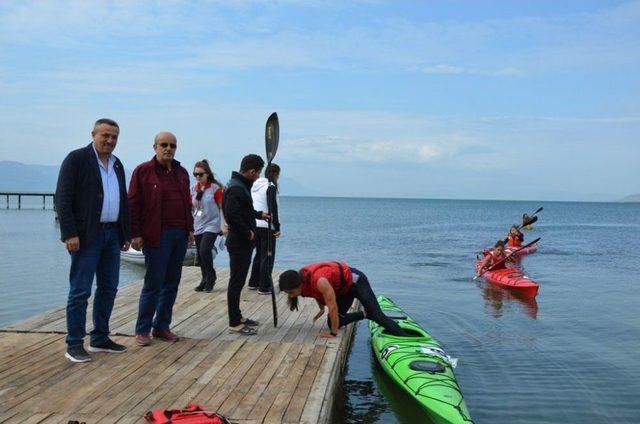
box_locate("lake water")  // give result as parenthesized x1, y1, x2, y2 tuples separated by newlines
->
(1, 197, 639, 423)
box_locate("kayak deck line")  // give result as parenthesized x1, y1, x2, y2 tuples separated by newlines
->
(0, 267, 359, 424)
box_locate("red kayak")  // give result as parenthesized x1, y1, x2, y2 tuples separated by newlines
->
(483, 242, 538, 258)
(475, 260, 540, 298)
(506, 242, 538, 257)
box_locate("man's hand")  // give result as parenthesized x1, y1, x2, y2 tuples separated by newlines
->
(65, 236, 80, 252)
(222, 223, 229, 236)
(188, 231, 195, 247)
(317, 331, 337, 338)
(131, 237, 144, 251)
(121, 241, 131, 252)
(261, 212, 271, 221)
(249, 230, 254, 240)
(313, 307, 325, 322)
(273, 231, 281, 239)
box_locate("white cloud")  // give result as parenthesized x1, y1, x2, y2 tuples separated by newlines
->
(1, 0, 638, 77)
(282, 132, 470, 164)
(421, 64, 466, 75)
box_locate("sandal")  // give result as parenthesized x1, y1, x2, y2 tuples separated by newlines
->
(241, 318, 260, 327)
(228, 324, 257, 335)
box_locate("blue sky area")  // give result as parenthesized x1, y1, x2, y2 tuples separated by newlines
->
(0, 0, 638, 201)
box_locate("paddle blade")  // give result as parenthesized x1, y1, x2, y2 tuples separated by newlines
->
(265, 112, 279, 163)
(522, 215, 538, 227)
(534, 207, 543, 214)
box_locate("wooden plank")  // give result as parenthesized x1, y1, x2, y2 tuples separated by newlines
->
(3, 307, 66, 332)
(216, 342, 281, 416)
(4, 412, 52, 424)
(299, 345, 339, 424)
(133, 339, 229, 413)
(282, 345, 327, 423)
(57, 337, 177, 414)
(204, 341, 270, 410)
(89, 339, 199, 415)
(231, 342, 298, 420)
(0, 333, 62, 376)
(98, 340, 207, 422)
(164, 338, 246, 409)
(262, 344, 315, 423)
(0, 409, 20, 423)
(317, 320, 357, 423)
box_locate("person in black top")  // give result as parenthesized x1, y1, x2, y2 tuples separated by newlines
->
(248, 163, 281, 294)
(222, 154, 269, 335)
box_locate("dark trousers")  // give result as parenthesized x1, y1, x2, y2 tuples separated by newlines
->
(135, 228, 188, 334)
(66, 227, 120, 346)
(248, 228, 276, 291)
(329, 268, 406, 336)
(195, 232, 218, 287)
(227, 246, 253, 327)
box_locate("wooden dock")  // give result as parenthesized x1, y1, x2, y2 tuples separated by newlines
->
(0, 267, 357, 424)
(1, 192, 55, 209)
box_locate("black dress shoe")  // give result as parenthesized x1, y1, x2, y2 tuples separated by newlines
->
(194, 281, 206, 292)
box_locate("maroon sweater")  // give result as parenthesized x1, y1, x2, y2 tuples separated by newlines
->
(128, 157, 194, 247)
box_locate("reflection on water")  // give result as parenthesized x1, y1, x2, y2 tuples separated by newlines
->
(479, 283, 539, 320)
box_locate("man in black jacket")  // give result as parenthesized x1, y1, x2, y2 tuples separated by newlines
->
(222, 154, 269, 335)
(55, 118, 131, 362)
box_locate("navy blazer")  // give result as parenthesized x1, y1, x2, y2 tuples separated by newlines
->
(55, 143, 131, 246)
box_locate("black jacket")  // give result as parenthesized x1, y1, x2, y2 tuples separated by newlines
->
(223, 171, 263, 250)
(55, 143, 131, 246)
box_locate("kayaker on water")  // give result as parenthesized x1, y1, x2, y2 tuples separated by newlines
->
(278, 262, 407, 338)
(477, 240, 514, 276)
(522, 213, 534, 230)
(506, 225, 524, 247)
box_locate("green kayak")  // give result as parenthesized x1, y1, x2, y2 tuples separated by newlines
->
(368, 296, 473, 424)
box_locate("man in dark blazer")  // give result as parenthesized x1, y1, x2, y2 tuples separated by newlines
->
(55, 118, 131, 362)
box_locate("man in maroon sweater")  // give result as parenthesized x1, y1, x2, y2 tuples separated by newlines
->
(128, 132, 194, 346)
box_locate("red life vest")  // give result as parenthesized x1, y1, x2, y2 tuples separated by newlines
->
(507, 234, 522, 247)
(145, 403, 230, 424)
(299, 261, 353, 305)
(486, 250, 507, 269)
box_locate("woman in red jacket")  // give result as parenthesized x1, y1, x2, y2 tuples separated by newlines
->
(278, 262, 406, 337)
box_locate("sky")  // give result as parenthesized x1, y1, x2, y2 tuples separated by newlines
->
(0, 0, 638, 201)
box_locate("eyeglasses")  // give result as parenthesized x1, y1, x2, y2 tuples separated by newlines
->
(193, 172, 205, 177)
(158, 142, 177, 149)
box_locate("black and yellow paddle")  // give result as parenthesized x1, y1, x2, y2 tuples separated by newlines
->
(474, 237, 541, 280)
(519, 206, 543, 230)
(265, 112, 279, 327)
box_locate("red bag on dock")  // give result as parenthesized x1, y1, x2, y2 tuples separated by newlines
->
(144, 403, 231, 424)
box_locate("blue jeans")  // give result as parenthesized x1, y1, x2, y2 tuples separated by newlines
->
(66, 227, 121, 347)
(135, 228, 188, 334)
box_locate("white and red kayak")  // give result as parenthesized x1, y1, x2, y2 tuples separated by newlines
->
(475, 260, 540, 298)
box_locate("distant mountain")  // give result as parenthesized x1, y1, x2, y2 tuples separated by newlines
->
(0, 161, 60, 192)
(0, 161, 319, 197)
(620, 194, 640, 202)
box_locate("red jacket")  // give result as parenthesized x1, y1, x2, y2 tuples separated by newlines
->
(128, 157, 194, 247)
(300, 261, 353, 305)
